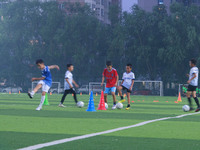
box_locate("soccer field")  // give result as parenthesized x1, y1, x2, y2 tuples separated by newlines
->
(0, 93, 200, 150)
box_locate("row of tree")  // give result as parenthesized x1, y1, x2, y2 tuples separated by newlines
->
(0, 1, 200, 94)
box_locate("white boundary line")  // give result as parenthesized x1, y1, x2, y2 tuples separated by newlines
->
(18, 112, 200, 150)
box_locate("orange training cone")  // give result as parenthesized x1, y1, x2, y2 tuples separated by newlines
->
(118, 93, 119, 96)
(9, 91, 11, 94)
(50, 92, 52, 95)
(80, 92, 82, 96)
(124, 93, 126, 97)
(19, 91, 21, 94)
(177, 92, 182, 102)
(96, 93, 98, 96)
(97, 91, 106, 110)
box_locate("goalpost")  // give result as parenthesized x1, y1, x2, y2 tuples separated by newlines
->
(32, 81, 61, 94)
(89, 81, 163, 96)
(88, 82, 106, 94)
(118, 80, 163, 96)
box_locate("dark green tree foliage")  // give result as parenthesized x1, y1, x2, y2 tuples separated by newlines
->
(0, 1, 200, 93)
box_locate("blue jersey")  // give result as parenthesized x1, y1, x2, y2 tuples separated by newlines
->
(42, 66, 52, 87)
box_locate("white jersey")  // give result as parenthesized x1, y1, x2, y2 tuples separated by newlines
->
(64, 70, 73, 90)
(122, 72, 135, 89)
(189, 67, 199, 86)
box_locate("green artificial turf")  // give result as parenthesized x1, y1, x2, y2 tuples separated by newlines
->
(0, 93, 199, 150)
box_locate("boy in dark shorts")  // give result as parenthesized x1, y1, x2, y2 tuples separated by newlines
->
(187, 59, 200, 112)
(117, 64, 135, 110)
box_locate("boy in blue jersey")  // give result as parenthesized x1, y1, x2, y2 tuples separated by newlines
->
(28, 59, 59, 111)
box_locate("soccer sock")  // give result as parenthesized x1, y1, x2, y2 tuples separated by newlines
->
(127, 104, 130, 107)
(188, 97, 192, 107)
(120, 96, 123, 100)
(113, 102, 116, 105)
(39, 95, 45, 108)
(30, 91, 35, 96)
(194, 97, 200, 108)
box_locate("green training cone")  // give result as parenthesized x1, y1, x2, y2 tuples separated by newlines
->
(43, 93, 49, 105)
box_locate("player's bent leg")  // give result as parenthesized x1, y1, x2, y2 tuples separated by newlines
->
(28, 84, 42, 99)
(117, 86, 125, 103)
(34, 84, 43, 93)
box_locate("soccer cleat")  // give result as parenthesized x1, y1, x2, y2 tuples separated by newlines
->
(112, 104, 116, 110)
(195, 107, 200, 112)
(125, 106, 130, 110)
(36, 106, 42, 111)
(28, 93, 33, 99)
(58, 104, 66, 108)
(118, 99, 126, 103)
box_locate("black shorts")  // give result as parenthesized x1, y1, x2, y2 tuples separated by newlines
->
(121, 85, 132, 93)
(187, 85, 197, 92)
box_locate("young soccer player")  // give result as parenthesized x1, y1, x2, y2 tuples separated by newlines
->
(117, 64, 135, 110)
(59, 64, 79, 107)
(186, 58, 200, 112)
(101, 61, 119, 110)
(28, 59, 59, 111)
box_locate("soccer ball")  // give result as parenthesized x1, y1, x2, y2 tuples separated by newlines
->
(182, 105, 190, 112)
(116, 102, 123, 109)
(77, 101, 84, 108)
(105, 103, 108, 109)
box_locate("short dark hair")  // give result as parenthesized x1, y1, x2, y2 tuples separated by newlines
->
(106, 61, 112, 66)
(190, 58, 197, 65)
(36, 59, 44, 64)
(67, 64, 73, 68)
(126, 64, 132, 68)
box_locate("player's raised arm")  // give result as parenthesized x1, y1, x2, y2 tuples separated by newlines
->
(48, 65, 60, 70)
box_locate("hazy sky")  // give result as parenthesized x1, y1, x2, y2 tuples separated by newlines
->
(122, 0, 138, 12)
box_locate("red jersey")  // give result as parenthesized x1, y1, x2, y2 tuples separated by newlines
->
(103, 68, 118, 88)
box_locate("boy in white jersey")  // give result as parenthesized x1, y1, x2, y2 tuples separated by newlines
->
(59, 64, 79, 107)
(186, 59, 200, 112)
(28, 59, 59, 111)
(117, 64, 135, 110)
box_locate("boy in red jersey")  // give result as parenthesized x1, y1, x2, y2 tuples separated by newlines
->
(101, 61, 119, 110)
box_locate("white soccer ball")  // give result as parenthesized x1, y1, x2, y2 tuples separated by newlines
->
(105, 103, 108, 109)
(116, 102, 123, 109)
(182, 105, 190, 112)
(77, 101, 84, 108)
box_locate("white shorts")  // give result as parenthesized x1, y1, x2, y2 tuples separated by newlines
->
(38, 80, 50, 93)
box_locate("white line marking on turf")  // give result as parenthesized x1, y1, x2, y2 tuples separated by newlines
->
(18, 112, 200, 150)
